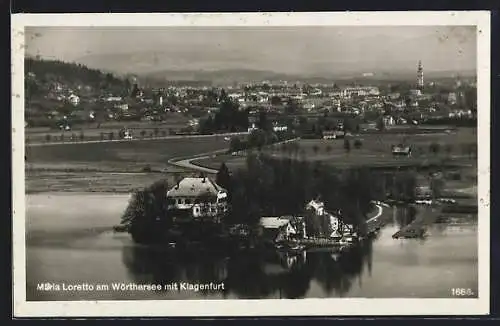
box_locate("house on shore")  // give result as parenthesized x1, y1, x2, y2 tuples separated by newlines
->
(166, 177, 229, 223)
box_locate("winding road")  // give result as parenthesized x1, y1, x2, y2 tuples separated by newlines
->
(168, 137, 302, 174)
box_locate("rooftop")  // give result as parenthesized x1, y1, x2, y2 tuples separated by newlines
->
(167, 177, 227, 198)
(259, 217, 290, 229)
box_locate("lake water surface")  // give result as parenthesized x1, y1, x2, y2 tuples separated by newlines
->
(25, 193, 478, 300)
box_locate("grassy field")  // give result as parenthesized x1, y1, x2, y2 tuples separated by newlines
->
(26, 136, 230, 170)
(193, 128, 477, 171)
(25, 114, 190, 143)
(25, 170, 185, 194)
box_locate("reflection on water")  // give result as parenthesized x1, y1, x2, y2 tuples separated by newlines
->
(25, 194, 479, 300)
(120, 238, 375, 299)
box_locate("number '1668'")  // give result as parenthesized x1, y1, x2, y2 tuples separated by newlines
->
(451, 288, 475, 296)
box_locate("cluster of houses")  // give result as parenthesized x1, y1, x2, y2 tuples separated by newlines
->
(259, 199, 356, 245)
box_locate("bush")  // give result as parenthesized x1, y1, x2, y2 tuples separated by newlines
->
(354, 139, 363, 149)
(142, 165, 152, 173)
(429, 142, 441, 155)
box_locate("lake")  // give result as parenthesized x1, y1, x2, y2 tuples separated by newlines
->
(25, 193, 478, 300)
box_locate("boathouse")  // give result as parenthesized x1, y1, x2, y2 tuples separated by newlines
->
(259, 217, 298, 242)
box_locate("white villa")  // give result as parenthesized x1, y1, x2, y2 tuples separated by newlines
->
(305, 199, 352, 239)
(166, 177, 229, 221)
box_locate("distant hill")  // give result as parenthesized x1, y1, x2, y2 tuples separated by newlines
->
(25, 57, 129, 99)
(140, 68, 476, 86)
(72, 49, 477, 85)
(142, 69, 307, 84)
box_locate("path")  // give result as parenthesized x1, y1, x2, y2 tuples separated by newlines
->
(366, 204, 384, 223)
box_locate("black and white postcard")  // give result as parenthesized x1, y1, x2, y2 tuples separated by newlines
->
(12, 11, 491, 317)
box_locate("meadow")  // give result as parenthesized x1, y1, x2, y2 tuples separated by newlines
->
(25, 170, 184, 194)
(193, 128, 477, 171)
(25, 114, 190, 143)
(26, 136, 231, 172)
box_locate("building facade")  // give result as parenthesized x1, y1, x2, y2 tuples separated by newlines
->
(166, 177, 229, 222)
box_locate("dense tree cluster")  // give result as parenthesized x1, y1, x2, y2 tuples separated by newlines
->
(199, 99, 249, 133)
(120, 179, 172, 244)
(222, 153, 413, 235)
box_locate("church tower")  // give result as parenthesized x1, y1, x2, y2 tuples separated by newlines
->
(417, 60, 424, 90)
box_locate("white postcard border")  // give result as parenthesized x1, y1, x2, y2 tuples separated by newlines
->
(11, 11, 491, 317)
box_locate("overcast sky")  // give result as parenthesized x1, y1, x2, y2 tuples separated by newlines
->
(25, 26, 477, 75)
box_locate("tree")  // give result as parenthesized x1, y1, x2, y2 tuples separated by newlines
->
(444, 144, 453, 157)
(430, 176, 445, 199)
(376, 117, 385, 131)
(79, 131, 85, 141)
(257, 110, 272, 132)
(109, 132, 114, 141)
(429, 142, 441, 156)
(216, 162, 232, 191)
(229, 137, 243, 153)
(270, 96, 282, 106)
(354, 139, 363, 149)
(344, 139, 351, 154)
(247, 129, 268, 150)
